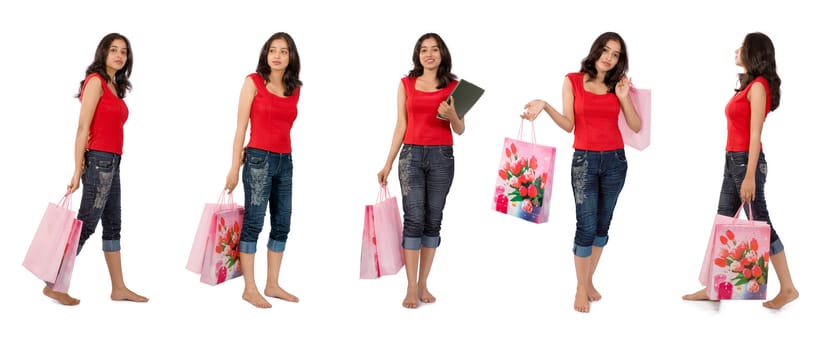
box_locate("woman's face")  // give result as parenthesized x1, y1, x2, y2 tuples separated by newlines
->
(419, 37, 441, 70)
(267, 38, 290, 71)
(595, 39, 621, 74)
(735, 44, 745, 69)
(105, 39, 128, 72)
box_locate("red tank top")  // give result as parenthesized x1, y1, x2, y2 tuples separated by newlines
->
(402, 76, 457, 146)
(246, 73, 300, 153)
(81, 73, 128, 155)
(725, 76, 771, 152)
(567, 72, 623, 151)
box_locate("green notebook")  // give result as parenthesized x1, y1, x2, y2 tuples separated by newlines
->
(437, 79, 485, 120)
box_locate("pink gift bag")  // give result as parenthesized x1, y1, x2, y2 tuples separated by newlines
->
(186, 191, 244, 285)
(698, 205, 771, 300)
(23, 194, 83, 288)
(618, 84, 651, 151)
(52, 223, 81, 293)
(492, 120, 556, 224)
(360, 186, 404, 279)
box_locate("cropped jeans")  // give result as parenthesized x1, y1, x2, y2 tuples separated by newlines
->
(570, 149, 628, 257)
(398, 144, 454, 250)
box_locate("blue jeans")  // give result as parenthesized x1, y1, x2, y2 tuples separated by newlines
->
(76, 150, 122, 254)
(717, 151, 784, 255)
(239, 148, 293, 254)
(398, 145, 454, 250)
(571, 149, 628, 257)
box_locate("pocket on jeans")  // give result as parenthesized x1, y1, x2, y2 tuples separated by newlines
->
(399, 144, 413, 160)
(87, 157, 114, 171)
(728, 152, 749, 168)
(572, 152, 586, 167)
(613, 149, 627, 163)
(245, 154, 267, 168)
(439, 146, 454, 160)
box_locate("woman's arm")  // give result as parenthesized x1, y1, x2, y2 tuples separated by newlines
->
(522, 77, 575, 132)
(225, 77, 256, 192)
(67, 77, 103, 194)
(741, 81, 766, 203)
(616, 76, 642, 133)
(438, 95, 465, 135)
(378, 81, 408, 185)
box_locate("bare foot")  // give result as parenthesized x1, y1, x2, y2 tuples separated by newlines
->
(588, 283, 602, 302)
(574, 288, 590, 313)
(682, 288, 710, 301)
(402, 285, 419, 309)
(763, 289, 799, 310)
(243, 288, 272, 308)
(264, 286, 299, 303)
(418, 285, 436, 303)
(111, 287, 149, 302)
(43, 286, 80, 306)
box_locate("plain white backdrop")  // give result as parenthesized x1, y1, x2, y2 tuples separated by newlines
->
(1, 0, 829, 348)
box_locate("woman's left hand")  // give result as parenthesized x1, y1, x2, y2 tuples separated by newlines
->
(615, 75, 630, 99)
(438, 96, 458, 120)
(740, 176, 756, 203)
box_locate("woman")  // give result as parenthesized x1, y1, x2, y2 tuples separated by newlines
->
(521, 32, 641, 313)
(225, 32, 302, 309)
(45, 33, 148, 305)
(377, 33, 465, 309)
(683, 32, 799, 309)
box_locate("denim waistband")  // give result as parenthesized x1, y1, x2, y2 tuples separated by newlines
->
(85, 149, 121, 159)
(573, 148, 624, 154)
(245, 147, 291, 156)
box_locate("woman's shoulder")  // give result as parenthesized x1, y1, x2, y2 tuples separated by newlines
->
(84, 72, 105, 85)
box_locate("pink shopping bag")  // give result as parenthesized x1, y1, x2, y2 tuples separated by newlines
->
(360, 186, 404, 279)
(698, 205, 771, 300)
(200, 206, 244, 285)
(186, 191, 244, 285)
(52, 222, 81, 293)
(492, 120, 556, 224)
(617, 83, 651, 151)
(23, 194, 83, 285)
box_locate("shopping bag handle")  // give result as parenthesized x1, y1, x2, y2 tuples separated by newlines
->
(517, 119, 537, 144)
(57, 193, 73, 210)
(377, 184, 392, 202)
(733, 202, 754, 221)
(217, 190, 237, 209)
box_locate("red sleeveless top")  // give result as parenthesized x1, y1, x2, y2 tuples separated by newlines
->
(725, 76, 771, 152)
(567, 72, 623, 151)
(81, 73, 128, 155)
(402, 76, 457, 146)
(246, 73, 300, 153)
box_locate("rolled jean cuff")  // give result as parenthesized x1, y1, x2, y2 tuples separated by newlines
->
(593, 236, 609, 248)
(267, 239, 286, 253)
(770, 238, 784, 256)
(402, 236, 422, 250)
(102, 240, 120, 252)
(573, 244, 592, 258)
(422, 236, 441, 249)
(239, 241, 257, 254)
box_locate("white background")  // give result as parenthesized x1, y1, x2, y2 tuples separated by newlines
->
(1, 0, 829, 348)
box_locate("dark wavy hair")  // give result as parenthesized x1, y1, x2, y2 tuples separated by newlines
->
(407, 33, 457, 89)
(737, 32, 781, 111)
(76, 33, 133, 99)
(256, 32, 302, 96)
(580, 32, 628, 92)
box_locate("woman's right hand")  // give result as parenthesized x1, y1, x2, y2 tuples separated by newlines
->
(225, 168, 240, 192)
(522, 99, 546, 121)
(377, 166, 391, 186)
(66, 172, 81, 195)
